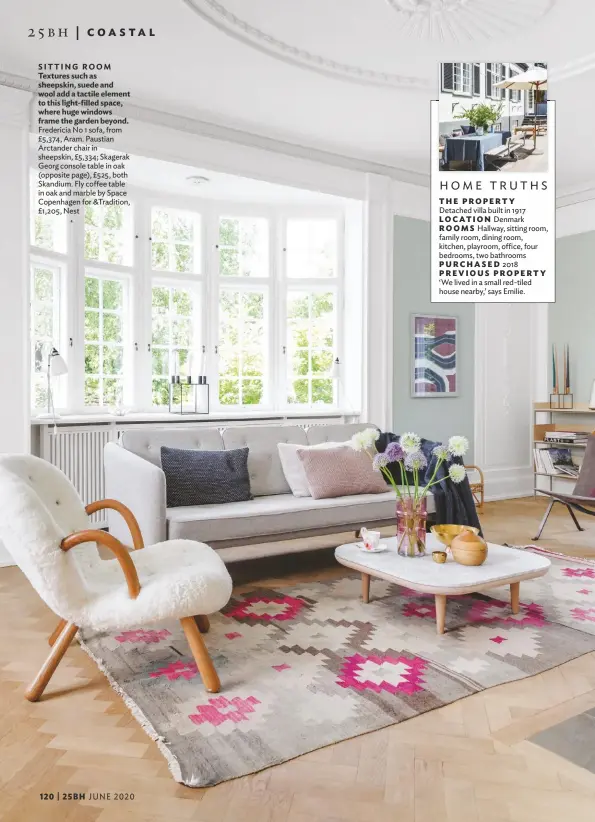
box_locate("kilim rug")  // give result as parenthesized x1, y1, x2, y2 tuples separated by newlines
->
(79, 547, 595, 787)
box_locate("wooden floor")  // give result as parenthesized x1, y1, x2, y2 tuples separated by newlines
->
(1, 496, 595, 822)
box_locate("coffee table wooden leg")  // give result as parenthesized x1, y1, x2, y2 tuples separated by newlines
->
(510, 582, 520, 615)
(362, 573, 370, 604)
(435, 595, 447, 634)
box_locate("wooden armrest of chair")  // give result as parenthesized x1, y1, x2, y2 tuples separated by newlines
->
(465, 464, 485, 482)
(85, 499, 144, 550)
(61, 530, 141, 599)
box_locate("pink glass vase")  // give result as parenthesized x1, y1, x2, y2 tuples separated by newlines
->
(396, 496, 427, 557)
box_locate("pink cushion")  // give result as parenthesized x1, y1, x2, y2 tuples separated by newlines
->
(297, 445, 387, 500)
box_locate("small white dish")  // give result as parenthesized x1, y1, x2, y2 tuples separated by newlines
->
(356, 542, 387, 553)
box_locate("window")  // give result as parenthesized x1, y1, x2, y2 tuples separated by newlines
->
(151, 284, 200, 406)
(498, 64, 507, 100)
(218, 217, 268, 278)
(286, 290, 335, 406)
(218, 289, 267, 406)
(84, 274, 128, 407)
(151, 207, 201, 274)
(31, 261, 62, 409)
(29, 174, 353, 416)
(286, 219, 337, 279)
(85, 203, 133, 265)
(30, 174, 68, 253)
(452, 62, 472, 95)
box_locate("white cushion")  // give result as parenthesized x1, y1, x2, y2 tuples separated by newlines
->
(277, 441, 344, 497)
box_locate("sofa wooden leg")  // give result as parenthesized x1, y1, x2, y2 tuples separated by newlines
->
(25, 622, 79, 702)
(48, 618, 67, 646)
(180, 616, 221, 693)
(194, 614, 210, 633)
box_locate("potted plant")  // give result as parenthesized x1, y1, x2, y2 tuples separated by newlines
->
(455, 102, 503, 136)
(351, 430, 469, 557)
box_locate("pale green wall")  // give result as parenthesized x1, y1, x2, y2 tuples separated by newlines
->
(393, 216, 475, 459)
(550, 230, 595, 402)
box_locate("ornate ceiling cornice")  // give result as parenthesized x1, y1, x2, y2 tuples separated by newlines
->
(185, 0, 557, 82)
(183, 0, 433, 90)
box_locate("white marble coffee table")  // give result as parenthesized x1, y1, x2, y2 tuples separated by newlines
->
(335, 534, 550, 634)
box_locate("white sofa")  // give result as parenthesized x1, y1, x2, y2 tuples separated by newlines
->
(104, 423, 435, 560)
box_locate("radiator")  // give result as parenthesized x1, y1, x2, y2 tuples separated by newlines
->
(40, 426, 116, 527)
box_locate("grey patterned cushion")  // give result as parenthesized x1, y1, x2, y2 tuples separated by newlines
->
(160, 446, 252, 507)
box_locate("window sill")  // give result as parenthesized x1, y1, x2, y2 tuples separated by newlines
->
(31, 408, 361, 426)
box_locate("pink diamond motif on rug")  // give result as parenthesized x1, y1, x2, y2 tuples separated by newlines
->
(490, 635, 507, 644)
(577, 589, 591, 595)
(563, 567, 595, 579)
(571, 607, 595, 623)
(337, 654, 426, 695)
(467, 599, 546, 628)
(189, 696, 261, 727)
(115, 629, 171, 644)
(150, 660, 198, 681)
(272, 664, 291, 672)
(225, 632, 242, 640)
(227, 595, 306, 622)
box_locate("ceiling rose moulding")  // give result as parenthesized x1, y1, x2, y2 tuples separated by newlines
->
(385, 0, 556, 42)
(182, 0, 433, 89)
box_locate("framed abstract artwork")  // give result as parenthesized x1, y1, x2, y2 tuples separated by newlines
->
(411, 314, 458, 397)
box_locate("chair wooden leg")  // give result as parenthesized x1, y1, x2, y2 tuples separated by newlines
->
(25, 622, 79, 702)
(566, 504, 585, 532)
(48, 618, 67, 646)
(194, 614, 210, 634)
(533, 499, 555, 540)
(180, 616, 221, 693)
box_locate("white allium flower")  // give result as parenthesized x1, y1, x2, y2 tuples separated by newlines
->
(400, 432, 421, 454)
(432, 444, 449, 461)
(351, 427, 379, 452)
(404, 451, 427, 471)
(448, 435, 469, 457)
(448, 464, 466, 484)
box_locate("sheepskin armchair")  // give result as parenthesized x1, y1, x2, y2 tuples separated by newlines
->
(0, 454, 232, 701)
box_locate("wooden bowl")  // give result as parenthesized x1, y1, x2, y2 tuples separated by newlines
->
(432, 550, 447, 564)
(450, 530, 488, 566)
(431, 524, 480, 548)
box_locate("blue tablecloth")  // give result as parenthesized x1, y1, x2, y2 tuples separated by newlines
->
(444, 133, 503, 171)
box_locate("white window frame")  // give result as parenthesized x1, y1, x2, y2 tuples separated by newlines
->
(452, 62, 472, 96)
(150, 278, 203, 408)
(82, 267, 133, 411)
(30, 255, 67, 412)
(29, 180, 352, 418)
(279, 211, 344, 411)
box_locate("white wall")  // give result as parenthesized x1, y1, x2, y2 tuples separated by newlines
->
(474, 303, 547, 501)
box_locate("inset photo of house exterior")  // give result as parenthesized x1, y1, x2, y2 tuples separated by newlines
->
(438, 62, 548, 172)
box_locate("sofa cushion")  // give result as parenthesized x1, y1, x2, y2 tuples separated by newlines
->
(120, 427, 224, 466)
(298, 445, 387, 499)
(278, 441, 344, 497)
(161, 446, 252, 507)
(221, 425, 308, 497)
(305, 422, 378, 446)
(166, 490, 432, 543)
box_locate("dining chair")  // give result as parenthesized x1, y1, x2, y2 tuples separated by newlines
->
(0, 454, 233, 701)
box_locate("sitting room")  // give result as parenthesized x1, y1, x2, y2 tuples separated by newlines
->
(1, 2, 595, 821)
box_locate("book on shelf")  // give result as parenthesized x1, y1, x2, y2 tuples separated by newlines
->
(534, 447, 580, 477)
(543, 431, 589, 444)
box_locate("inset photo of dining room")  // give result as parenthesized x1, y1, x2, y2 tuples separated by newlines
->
(438, 62, 548, 172)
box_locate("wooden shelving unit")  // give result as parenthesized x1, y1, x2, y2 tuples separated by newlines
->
(533, 403, 595, 493)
